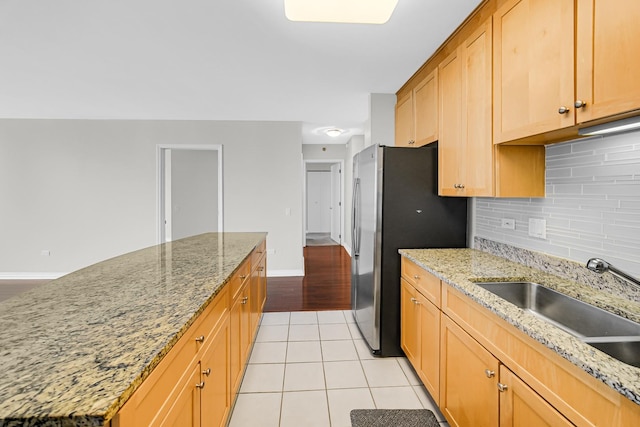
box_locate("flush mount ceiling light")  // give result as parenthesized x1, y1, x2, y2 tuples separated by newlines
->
(578, 116, 640, 136)
(284, 0, 399, 24)
(325, 128, 344, 137)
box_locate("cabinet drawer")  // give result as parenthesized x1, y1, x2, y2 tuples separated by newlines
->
(251, 240, 266, 267)
(229, 260, 251, 301)
(401, 257, 441, 307)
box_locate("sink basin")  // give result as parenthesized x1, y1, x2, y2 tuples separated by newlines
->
(582, 337, 640, 368)
(476, 281, 640, 367)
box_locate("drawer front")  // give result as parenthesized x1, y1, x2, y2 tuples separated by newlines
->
(251, 239, 266, 267)
(401, 257, 441, 307)
(229, 260, 251, 301)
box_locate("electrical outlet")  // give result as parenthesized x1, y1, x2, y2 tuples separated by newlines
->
(501, 218, 515, 230)
(528, 218, 547, 239)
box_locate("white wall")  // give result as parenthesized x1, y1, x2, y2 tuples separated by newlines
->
(170, 149, 218, 240)
(0, 119, 304, 277)
(474, 130, 640, 278)
(365, 93, 396, 147)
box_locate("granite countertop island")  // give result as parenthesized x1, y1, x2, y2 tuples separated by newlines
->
(0, 232, 266, 426)
(399, 248, 640, 406)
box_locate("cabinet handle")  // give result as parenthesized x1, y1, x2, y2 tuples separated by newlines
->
(195, 335, 205, 343)
(240, 275, 247, 279)
(196, 382, 205, 389)
(484, 369, 495, 378)
(497, 383, 508, 392)
(574, 100, 587, 109)
(241, 296, 249, 304)
(410, 297, 420, 305)
(258, 267, 264, 271)
(202, 368, 211, 376)
(558, 106, 570, 114)
(413, 275, 420, 280)
(408, 140, 415, 145)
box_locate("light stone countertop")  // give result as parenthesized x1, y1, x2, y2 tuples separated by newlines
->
(399, 248, 640, 405)
(0, 232, 266, 426)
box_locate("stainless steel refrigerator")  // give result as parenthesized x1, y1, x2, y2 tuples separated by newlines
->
(351, 143, 467, 356)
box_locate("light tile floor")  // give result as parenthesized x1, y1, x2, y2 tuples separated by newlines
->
(228, 310, 449, 427)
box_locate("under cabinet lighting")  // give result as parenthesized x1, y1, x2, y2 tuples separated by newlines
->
(284, 0, 399, 24)
(578, 116, 640, 136)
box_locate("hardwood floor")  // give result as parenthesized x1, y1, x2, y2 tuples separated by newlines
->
(264, 245, 351, 312)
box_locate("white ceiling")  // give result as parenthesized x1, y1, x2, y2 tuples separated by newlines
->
(0, 0, 481, 144)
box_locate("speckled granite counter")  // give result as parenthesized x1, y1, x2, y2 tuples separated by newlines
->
(0, 232, 266, 426)
(399, 248, 640, 405)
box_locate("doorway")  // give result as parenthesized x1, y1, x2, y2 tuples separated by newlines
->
(157, 145, 224, 243)
(303, 160, 344, 247)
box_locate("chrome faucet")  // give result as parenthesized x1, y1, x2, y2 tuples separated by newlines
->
(586, 258, 640, 288)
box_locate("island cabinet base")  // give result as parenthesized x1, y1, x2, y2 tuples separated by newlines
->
(113, 240, 266, 427)
(399, 255, 640, 427)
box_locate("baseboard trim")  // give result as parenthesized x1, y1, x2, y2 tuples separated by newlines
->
(267, 269, 304, 277)
(0, 272, 68, 280)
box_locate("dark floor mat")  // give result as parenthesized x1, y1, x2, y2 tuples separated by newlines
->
(350, 409, 439, 427)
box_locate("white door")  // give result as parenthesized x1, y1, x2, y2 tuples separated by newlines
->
(306, 171, 331, 233)
(330, 163, 341, 243)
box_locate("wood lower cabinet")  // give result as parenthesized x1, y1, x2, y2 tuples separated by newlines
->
(499, 366, 573, 427)
(115, 240, 266, 427)
(399, 256, 640, 427)
(440, 315, 499, 427)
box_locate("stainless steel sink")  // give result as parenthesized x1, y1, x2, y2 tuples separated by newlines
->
(476, 281, 640, 368)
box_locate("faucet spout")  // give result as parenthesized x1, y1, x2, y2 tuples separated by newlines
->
(586, 258, 640, 288)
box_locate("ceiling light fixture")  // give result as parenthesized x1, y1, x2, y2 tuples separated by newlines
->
(325, 128, 344, 137)
(578, 116, 640, 136)
(284, 0, 399, 24)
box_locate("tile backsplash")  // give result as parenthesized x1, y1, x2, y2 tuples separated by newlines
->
(474, 129, 640, 279)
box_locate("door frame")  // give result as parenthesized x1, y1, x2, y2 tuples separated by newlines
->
(156, 144, 224, 244)
(303, 159, 344, 246)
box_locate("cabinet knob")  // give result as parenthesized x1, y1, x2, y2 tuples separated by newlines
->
(196, 382, 205, 389)
(574, 100, 587, 109)
(240, 275, 247, 279)
(202, 368, 211, 376)
(195, 335, 205, 343)
(408, 140, 415, 145)
(413, 275, 420, 280)
(497, 383, 508, 392)
(258, 266, 264, 271)
(558, 106, 570, 114)
(410, 297, 420, 305)
(241, 296, 249, 304)
(484, 369, 495, 378)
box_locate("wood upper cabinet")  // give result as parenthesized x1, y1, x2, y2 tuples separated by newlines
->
(494, 0, 640, 143)
(439, 18, 494, 196)
(395, 91, 415, 147)
(395, 69, 439, 147)
(493, 0, 575, 143)
(440, 315, 499, 427)
(575, 0, 640, 123)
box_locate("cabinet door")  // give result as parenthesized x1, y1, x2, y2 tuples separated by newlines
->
(461, 18, 493, 197)
(395, 91, 415, 147)
(418, 292, 440, 405)
(499, 366, 574, 427)
(438, 47, 465, 196)
(414, 68, 439, 146)
(201, 319, 230, 427)
(440, 315, 499, 427)
(576, 0, 640, 122)
(159, 364, 202, 427)
(400, 279, 419, 366)
(229, 291, 244, 395)
(493, 0, 575, 143)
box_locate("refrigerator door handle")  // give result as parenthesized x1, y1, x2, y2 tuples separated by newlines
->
(352, 178, 361, 257)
